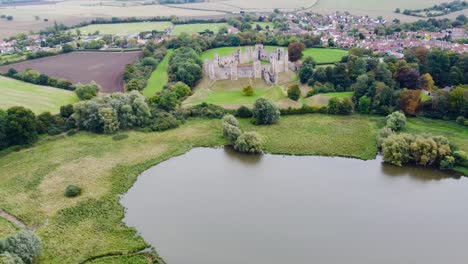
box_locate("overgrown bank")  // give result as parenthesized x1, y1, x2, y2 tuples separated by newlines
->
(0, 114, 466, 263)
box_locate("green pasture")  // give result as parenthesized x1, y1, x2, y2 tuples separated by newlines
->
(73, 21, 173, 35)
(172, 23, 229, 35)
(0, 76, 79, 114)
(303, 48, 348, 64)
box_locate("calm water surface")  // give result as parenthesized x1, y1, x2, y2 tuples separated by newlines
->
(121, 148, 468, 264)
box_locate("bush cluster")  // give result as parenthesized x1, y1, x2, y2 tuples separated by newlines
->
(221, 115, 262, 153)
(252, 98, 280, 125)
(327, 97, 354, 115)
(4, 68, 74, 90)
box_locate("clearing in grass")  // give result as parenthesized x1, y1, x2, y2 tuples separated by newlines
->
(302, 92, 353, 107)
(0, 76, 78, 114)
(71, 21, 173, 35)
(143, 49, 173, 98)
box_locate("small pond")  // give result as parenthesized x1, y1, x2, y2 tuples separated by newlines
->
(121, 148, 468, 264)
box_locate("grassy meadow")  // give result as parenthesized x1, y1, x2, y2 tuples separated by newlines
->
(303, 48, 348, 64)
(185, 71, 298, 108)
(0, 76, 79, 114)
(143, 49, 173, 98)
(0, 217, 17, 237)
(172, 23, 229, 35)
(72, 21, 172, 35)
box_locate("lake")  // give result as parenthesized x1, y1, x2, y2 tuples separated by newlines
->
(121, 148, 468, 264)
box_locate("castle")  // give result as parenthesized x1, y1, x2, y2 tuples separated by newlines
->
(204, 44, 290, 85)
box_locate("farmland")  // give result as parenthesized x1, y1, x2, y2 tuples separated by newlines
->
(309, 0, 464, 21)
(172, 23, 228, 35)
(71, 21, 172, 35)
(0, 76, 78, 114)
(0, 51, 142, 93)
(143, 49, 173, 98)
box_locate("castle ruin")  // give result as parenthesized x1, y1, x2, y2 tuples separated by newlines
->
(204, 44, 290, 85)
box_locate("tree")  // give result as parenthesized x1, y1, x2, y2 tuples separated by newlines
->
(172, 82, 192, 100)
(299, 63, 314, 84)
(400, 89, 421, 115)
(420, 73, 435, 91)
(0, 109, 8, 150)
(6, 107, 37, 146)
(234, 132, 262, 153)
(252, 98, 280, 125)
(288, 42, 305, 62)
(243, 85, 254, 96)
(222, 115, 242, 144)
(1, 230, 41, 264)
(125, 79, 142, 92)
(328, 97, 340, 114)
(62, 43, 75, 53)
(357, 96, 371, 114)
(99, 107, 119, 134)
(287, 84, 301, 101)
(386, 111, 407, 131)
(60, 104, 74, 118)
(427, 49, 450, 86)
(75, 82, 100, 100)
(339, 98, 354, 115)
(155, 89, 179, 111)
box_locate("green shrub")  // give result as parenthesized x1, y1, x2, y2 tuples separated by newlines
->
(252, 98, 280, 125)
(75, 81, 100, 100)
(222, 114, 239, 127)
(386, 111, 407, 131)
(287, 84, 301, 101)
(243, 85, 254, 96)
(1, 230, 41, 264)
(150, 112, 179, 132)
(234, 132, 262, 153)
(223, 123, 242, 144)
(236, 106, 253, 118)
(64, 185, 81, 197)
(440, 156, 455, 170)
(66, 129, 77, 136)
(453, 151, 468, 167)
(47, 126, 62, 136)
(112, 134, 129, 141)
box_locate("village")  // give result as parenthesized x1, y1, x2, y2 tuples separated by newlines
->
(1, 11, 467, 60)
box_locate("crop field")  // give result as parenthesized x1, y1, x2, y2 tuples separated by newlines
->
(303, 48, 348, 64)
(0, 76, 78, 114)
(170, 0, 317, 12)
(0, 0, 224, 39)
(0, 51, 142, 93)
(143, 49, 173, 98)
(172, 23, 228, 35)
(72, 21, 173, 35)
(309, 0, 460, 21)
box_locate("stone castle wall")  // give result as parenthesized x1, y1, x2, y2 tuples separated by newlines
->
(204, 44, 290, 85)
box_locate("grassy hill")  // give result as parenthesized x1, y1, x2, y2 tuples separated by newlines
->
(0, 76, 78, 114)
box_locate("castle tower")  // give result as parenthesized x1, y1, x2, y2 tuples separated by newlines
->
(230, 65, 238, 80)
(253, 61, 262, 78)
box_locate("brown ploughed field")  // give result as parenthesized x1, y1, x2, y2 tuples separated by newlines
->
(0, 51, 141, 93)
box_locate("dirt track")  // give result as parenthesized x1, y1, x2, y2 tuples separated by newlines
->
(0, 51, 142, 93)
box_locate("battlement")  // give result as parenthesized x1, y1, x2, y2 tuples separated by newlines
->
(204, 44, 290, 85)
